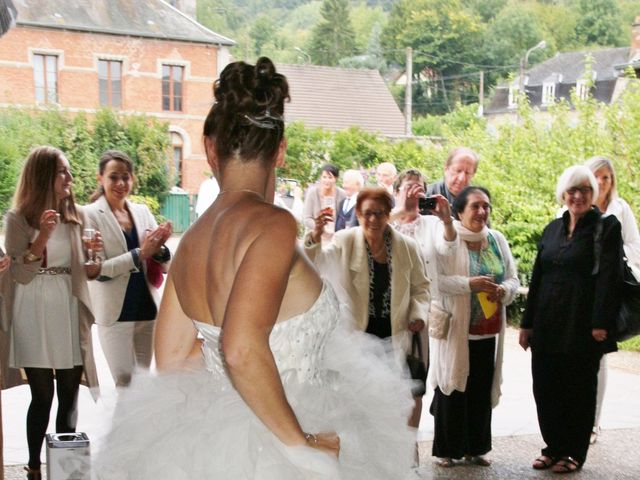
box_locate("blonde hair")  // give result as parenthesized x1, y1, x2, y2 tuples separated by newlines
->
(585, 156, 617, 204)
(13, 146, 80, 228)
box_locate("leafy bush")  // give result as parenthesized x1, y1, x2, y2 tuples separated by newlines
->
(0, 108, 171, 221)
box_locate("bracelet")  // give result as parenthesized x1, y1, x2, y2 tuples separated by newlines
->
(24, 251, 42, 263)
(303, 432, 318, 446)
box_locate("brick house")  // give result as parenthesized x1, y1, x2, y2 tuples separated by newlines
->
(0, 0, 234, 193)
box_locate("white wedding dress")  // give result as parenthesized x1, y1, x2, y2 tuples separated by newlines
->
(93, 283, 416, 479)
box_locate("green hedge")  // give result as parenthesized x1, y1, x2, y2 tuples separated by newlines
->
(0, 108, 172, 219)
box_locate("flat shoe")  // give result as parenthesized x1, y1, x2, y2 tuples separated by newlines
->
(532, 455, 555, 470)
(465, 455, 491, 466)
(552, 456, 581, 474)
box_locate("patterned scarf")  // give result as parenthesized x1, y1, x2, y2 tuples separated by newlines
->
(366, 227, 393, 319)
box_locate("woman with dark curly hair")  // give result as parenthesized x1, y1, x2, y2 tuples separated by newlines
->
(93, 58, 417, 479)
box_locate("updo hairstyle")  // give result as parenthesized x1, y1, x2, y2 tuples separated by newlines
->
(203, 57, 290, 165)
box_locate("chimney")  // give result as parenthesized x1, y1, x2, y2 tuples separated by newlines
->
(630, 16, 640, 60)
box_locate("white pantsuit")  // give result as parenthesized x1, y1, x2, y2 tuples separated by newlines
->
(85, 196, 169, 386)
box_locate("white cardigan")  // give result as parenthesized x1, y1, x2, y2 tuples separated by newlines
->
(429, 226, 519, 408)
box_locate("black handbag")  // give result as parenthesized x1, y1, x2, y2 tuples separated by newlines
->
(593, 219, 640, 342)
(406, 332, 427, 397)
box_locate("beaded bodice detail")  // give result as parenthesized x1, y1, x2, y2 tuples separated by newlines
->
(193, 283, 339, 385)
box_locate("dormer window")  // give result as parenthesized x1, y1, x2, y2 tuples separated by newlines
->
(576, 79, 589, 100)
(542, 82, 555, 105)
(508, 86, 519, 109)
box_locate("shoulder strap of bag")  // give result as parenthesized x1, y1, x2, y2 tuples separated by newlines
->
(592, 216, 604, 276)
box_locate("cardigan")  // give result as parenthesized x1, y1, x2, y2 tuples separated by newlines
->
(430, 224, 519, 407)
(1, 208, 100, 397)
(305, 226, 430, 356)
(523, 208, 623, 355)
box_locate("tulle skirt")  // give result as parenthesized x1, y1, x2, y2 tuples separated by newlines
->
(92, 321, 417, 479)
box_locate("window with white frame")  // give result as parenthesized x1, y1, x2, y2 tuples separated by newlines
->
(33, 53, 58, 103)
(508, 86, 518, 108)
(542, 82, 555, 105)
(576, 79, 589, 100)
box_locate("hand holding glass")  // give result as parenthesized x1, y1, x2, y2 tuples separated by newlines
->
(82, 228, 97, 265)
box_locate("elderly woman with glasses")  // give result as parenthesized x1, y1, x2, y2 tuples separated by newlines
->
(519, 165, 624, 474)
(305, 187, 430, 429)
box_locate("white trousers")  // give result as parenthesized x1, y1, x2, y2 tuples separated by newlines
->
(97, 321, 154, 387)
(594, 355, 608, 429)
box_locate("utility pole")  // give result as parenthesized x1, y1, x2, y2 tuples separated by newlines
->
(478, 70, 484, 117)
(405, 47, 412, 136)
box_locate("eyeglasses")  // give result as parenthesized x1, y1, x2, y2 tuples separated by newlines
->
(361, 210, 387, 219)
(566, 186, 593, 196)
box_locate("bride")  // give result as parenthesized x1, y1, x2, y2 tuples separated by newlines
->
(93, 57, 416, 479)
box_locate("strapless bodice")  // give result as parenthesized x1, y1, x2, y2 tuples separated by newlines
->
(193, 282, 339, 385)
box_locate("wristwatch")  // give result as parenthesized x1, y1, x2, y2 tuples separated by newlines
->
(24, 251, 42, 263)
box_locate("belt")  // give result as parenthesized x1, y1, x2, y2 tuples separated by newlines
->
(38, 267, 71, 275)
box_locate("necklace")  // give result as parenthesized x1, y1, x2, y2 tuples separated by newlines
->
(218, 189, 265, 200)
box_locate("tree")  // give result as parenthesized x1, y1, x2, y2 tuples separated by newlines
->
(307, 0, 357, 66)
(575, 0, 625, 46)
(250, 15, 277, 57)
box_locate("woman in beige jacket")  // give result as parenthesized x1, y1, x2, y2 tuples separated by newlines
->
(4, 146, 100, 480)
(305, 187, 430, 429)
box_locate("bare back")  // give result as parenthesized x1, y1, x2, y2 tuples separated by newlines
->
(170, 194, 322, 327)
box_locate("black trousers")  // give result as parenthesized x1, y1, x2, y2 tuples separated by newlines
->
(430, 337, 496, 459)
(531, 349, 601, 465)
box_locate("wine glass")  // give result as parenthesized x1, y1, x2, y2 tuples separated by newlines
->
(82, 228, 96, 265)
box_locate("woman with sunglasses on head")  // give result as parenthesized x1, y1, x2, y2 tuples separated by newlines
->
(520, 165, 623, 474)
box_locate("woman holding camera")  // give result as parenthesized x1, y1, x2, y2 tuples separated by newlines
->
(430, 186, 519, 468)
(4, 146, 101, 480)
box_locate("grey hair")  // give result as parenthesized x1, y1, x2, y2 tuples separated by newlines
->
(555, 165, 599, 205)
(585, 156, 617, 202)
(342, 169, 364, 187)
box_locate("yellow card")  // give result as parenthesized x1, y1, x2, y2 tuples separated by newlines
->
(477, 292, 498, 319)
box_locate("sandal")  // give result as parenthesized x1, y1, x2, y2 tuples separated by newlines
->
(552, 456, 582, 474)
(465, 454, 491, 466)
(532, 455, 555, 470)
(435, 457, 453, 468)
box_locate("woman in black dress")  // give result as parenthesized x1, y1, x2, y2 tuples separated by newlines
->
(519, 165, 623, 474)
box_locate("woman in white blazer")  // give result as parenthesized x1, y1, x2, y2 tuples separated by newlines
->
(585, 156, 640, 444)
(85, 150, 172, 387)
(430, 186, 519, 468)
(305, 187, 430, 430)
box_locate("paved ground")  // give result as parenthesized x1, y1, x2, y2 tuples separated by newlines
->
(3, 235, 640, 478)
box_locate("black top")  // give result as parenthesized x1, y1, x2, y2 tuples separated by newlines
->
(426, 179, 456, 207)
(366, 260, 392, 339)
(522, 208, 623, 355)
(118, 224, 157, 322)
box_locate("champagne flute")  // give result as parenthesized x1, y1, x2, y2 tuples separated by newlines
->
(82, 228, 96, 265)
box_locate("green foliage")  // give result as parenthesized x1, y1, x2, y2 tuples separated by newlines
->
(281, 77, 640, 291)
(575, 0, 625, 46)
(308, 0, 357, 66)
(0, 108, 171, 218)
